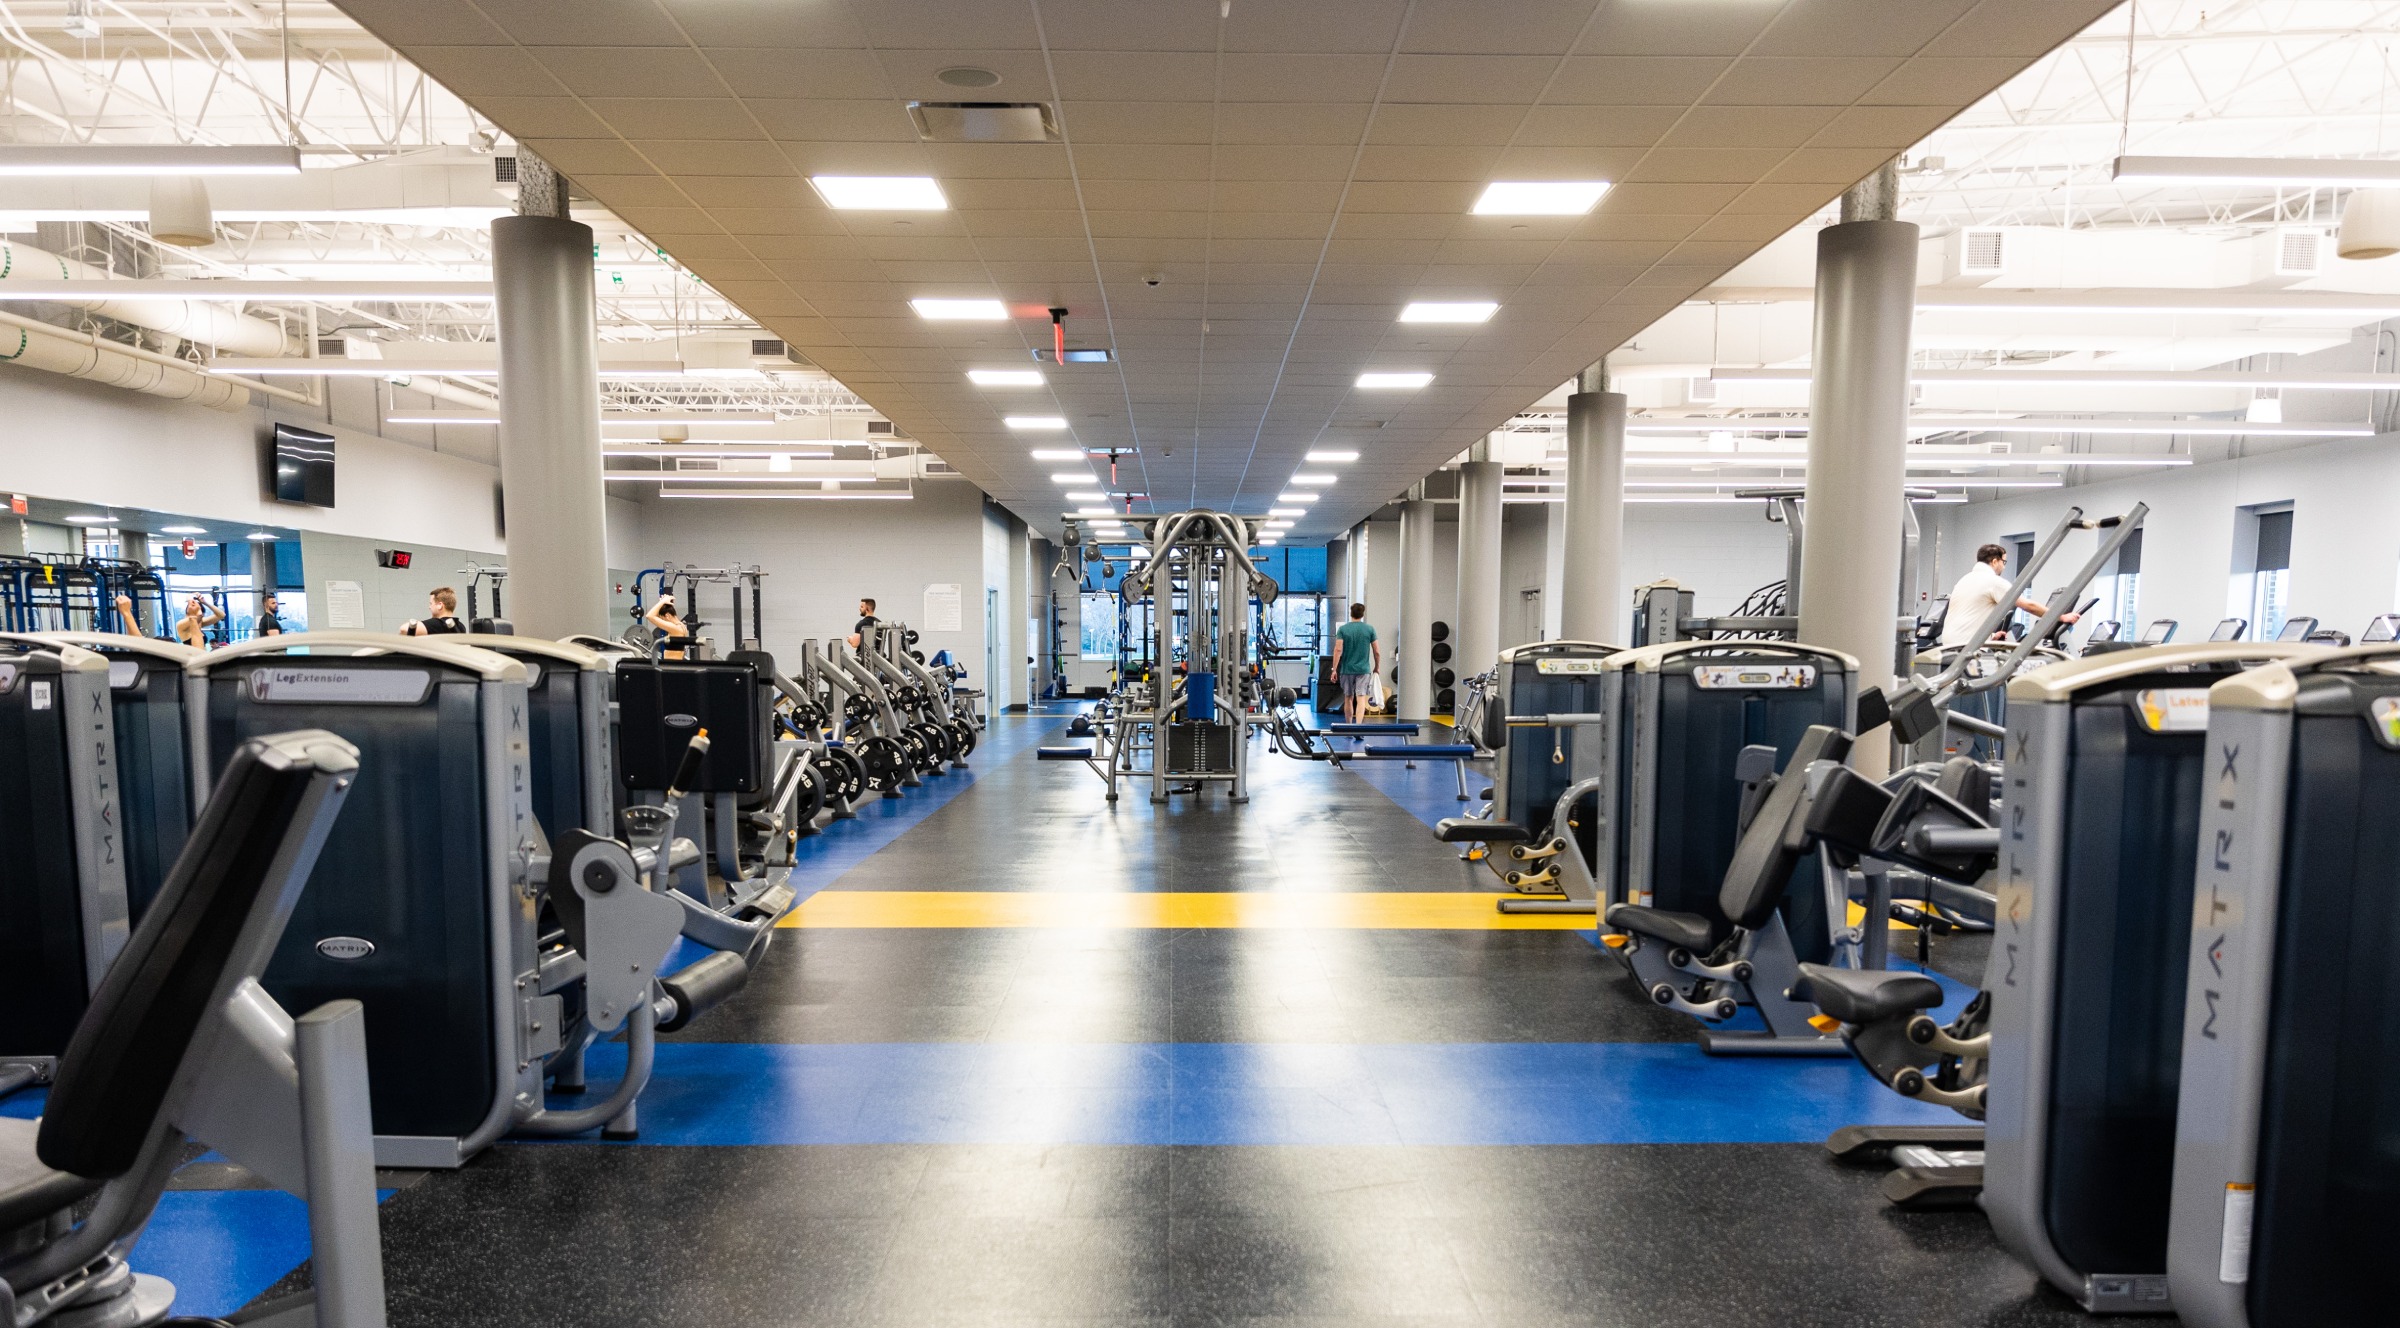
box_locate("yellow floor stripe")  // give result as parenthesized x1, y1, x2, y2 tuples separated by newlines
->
(782, 890, 1591, 930)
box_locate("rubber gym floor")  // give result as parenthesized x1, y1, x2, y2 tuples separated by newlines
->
(7, 711, 2111, 1327)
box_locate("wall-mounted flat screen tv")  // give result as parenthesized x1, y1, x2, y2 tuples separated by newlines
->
(271, 423, 336, 507)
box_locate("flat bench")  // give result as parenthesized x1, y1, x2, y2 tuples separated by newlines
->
(1435, 817, 1531, 844)
(1359, 744, 1476, 759)
(1327, 722, 1420, 735)
(1037, 746, 1095, 760)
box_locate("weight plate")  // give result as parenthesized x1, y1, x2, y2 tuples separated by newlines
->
(1435, 688, 1456, 711)
(949, 718, 977, 758)
(858, 737, 904, 790)
(1433, 667, 1455, 689)
(828, 746, 866, 800)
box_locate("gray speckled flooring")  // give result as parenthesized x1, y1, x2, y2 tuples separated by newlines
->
(247, 715, 2095, 1327)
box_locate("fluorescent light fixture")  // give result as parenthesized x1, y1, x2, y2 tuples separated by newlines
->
(1289, 474, 1337, 486)
(63, 514, 116, 525)
(1275, 493, 1315, 505)
(159, 525, 207, 535)
(912, 297, 1009, 320)
(246, 531, 280, 541)
(1051, 473, 1091, 484)
(1398, 302, 1497, 324)
(600, 447, 833, 459)
(0, 144, 302, 176)
(1007, 416, 1069, 430)
(1356, 372, 1433, 389)
(1030, 449, 1085, 460)
(385, 411, 500, 425)
(659, 490, 913, 500)
(601, 412, 777, 427)
(810, 175, 949, 210)
(1269, 507, 1306, 517)
(969, 369, 1044, 386)
(2112, 154, 2400, 189)
(5, 280, 493, 302)
(1067, 491, 1108, 501)
(1306, 450, 1358, 462)
(1470, 180, 1610, 215)
(1074, 506, 1113, 516)
(1623, 417, 2370, 439)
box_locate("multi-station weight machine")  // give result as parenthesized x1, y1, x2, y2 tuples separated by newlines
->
(626, 562, 767, 659)
(1040, 509, 1280, 804)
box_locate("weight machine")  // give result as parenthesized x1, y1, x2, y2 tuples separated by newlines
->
(626, 563, 766, 659)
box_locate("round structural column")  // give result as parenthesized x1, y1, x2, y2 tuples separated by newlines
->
(1559, 377, 1625, 643)
(493, 152, 608, 640)
(1798, 164, 1917, 714)
(1397, 496, 1436, 721)
(1455, 458, 1503, 679)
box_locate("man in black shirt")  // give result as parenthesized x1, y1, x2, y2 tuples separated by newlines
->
(257, 593, 285, 637)
(402, 586, 466, 637)
(848, 597, 878, 650)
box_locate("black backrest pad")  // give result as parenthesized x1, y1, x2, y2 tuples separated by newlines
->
(615, 657, 765, 793)
(0, 650, 88, 1060)
(2039, 679, 2208, 1276)
(1650, 656, 1850, 959)
(38, 739, 314, 1179)
(723, 650, 781, 806)
(1718, 725, 1849, 930)
(208, 660, 496, 1140)
(109, 654, 194, 924)
(2247, 675, 2400, 1327)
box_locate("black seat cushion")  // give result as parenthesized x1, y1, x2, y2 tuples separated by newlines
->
(0, 1116, 101, 1232)
(1603, 904, 1723, 953)
(1793, 963, 1946, 1025)
(39, 739, 316, 1179)
(1436, 818, 1529, 843)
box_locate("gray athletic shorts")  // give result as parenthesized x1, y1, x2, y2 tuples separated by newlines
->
(1340, 672, 1373, 698)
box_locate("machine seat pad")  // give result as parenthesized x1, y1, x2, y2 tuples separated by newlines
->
(1603, 905, 1723, 953)
(1037, 746, 1094, 760)
(1792, 964, 1946, 1026)
(0, 1117, 101, 1232)
(1328, 722, 1419, 734)
(1434, 818, 1530, 844)
(1361, 744, 1475, 759)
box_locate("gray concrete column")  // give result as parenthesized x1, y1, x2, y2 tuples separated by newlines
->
(1798, 162, 1917, 712)
(1560, 365, 1625, 643)
(493, 149, 609, 639)
(1455, 457, 1503, 679)
(1324, 535, 1349, 619)
(1397, 496, 1435, 720)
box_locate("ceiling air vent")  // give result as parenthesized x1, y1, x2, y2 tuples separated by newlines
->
(1686, 376, 1719, 405)
(750, 338, 786, 357)
(493, 155, 518, 184)
(1959, 227, 2007, 275)
(866, 420, 896, 435)
(924, 460, 959, 475)
(2276, 228, 2325, 276)
(907, 101, 1060, 144)
(674, 458, 720, 472)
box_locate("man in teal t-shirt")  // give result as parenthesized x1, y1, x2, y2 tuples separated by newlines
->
(1333, 602, 1380, 722)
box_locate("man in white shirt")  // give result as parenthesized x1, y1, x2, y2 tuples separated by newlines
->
(1940, 543, 2074, 648)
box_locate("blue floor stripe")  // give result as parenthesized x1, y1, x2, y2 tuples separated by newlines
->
(574, 1039, 1964, 1147)
(131, 1190, 316, 1318)
(786, 713, 1061, 895)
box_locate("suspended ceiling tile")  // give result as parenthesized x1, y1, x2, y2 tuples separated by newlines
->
(1216, 103, 1378, 146)
(1574, 0, 1785, 57)
(1808, 103, 1964, 149)
(1661, 105, 1842, 151)
(398, 46, 570, 97)
(750, 99, 919, 143)
(1548, 56, 1734, 105)
(1046, 51, 1218, 102)
(869, 48, 1060, 102)
(529, 46, 724, 96)
(655, 0, 873, 48)
(588, 98, 767, 141)
(1216, 54, 1392, 102)
(701, 48, 895, 101)
(1705, 57, 1907, 106)
(473, 96, 614, 139)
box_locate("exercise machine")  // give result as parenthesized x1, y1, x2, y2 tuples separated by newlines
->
(2165, 644, 2400, 1327)
(0, 729, 387, 1328)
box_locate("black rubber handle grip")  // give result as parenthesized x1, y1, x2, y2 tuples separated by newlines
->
(669, 730, 711, 796)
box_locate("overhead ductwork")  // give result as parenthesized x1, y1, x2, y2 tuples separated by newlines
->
(0, 240, 296, 357)
(0, 309, 250, 410)
(147, 177, 215, 248)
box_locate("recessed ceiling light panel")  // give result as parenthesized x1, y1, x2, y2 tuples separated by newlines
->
(911, 297, 1010, 320)
(1356, 372, 1433, 389)
(969, 369, 1045, 386)
(1306, 450, 1358, 462)
(1006, 416, 1069, 430)
(1398, 302, 1498, 324)
(811, 175, 948, 210)
(1471, 180, 1610, 215)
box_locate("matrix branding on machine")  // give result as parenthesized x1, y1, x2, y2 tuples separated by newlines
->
(315, 936, 375, 961)
(107, 660, 141, 690)
(248, 667, 432, 705)
(1534, 659, 1604, 675)
(2370, 696, 2400, 749)
(2132, 687, 2211, 733)
(1692, 664, 1815, 690)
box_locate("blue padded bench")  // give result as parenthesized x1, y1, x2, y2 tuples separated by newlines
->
(1327, 722, 1418, 735)
(1037, 746, 1094, 760)
(1359, 743, 1476, 759)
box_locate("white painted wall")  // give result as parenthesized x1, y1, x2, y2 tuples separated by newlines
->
(630, 480, 1000, 692)
(1930, 431, 2400, 644)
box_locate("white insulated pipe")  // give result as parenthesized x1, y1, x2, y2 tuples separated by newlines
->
(0, 309, 251, 410)
(0, 240, 297, 358)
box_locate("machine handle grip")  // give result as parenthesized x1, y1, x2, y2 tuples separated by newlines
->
(665, 713, 711, 799)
